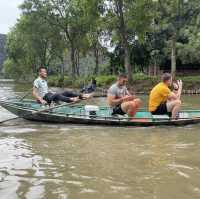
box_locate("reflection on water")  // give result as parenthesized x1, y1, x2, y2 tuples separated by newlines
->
(0, 80, 200, 199)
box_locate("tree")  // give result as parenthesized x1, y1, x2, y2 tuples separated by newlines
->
(5, 24, 36, 80)
(177, 15, 200, 66)
(102, 0, 153, 82)
(5, 8, 64, 80)
(21, 0, 102, 78)
(156, 0, 200, 78)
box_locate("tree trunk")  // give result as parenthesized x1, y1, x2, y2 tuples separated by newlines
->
(115, 0, 133, 83)
(124, 46, 132, 83)
(64, 30, 76, 78)
(41, 41, 48, 67)
(153, 58, 157, 76)
(94, 48, 99, 75)
(60, 58, 65, 82)
(153, 64, 157, 76)
(171, 34, 176, 79)
(70, 43, 76, 79)
(75, 50, 80, 76)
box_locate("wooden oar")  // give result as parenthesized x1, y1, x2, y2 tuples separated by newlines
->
(0, 88, 33, 102)
(0, 99, 82, 124)
(19, 88, 33, 101)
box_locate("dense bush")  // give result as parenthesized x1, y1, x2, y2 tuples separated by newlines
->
(48, 75, 117, 88)
(96, 75, 116, 87)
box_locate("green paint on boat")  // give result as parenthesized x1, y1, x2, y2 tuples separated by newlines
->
(1, 98, 200, 126)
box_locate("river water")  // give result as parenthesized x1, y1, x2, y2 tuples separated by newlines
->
(0, 80, 200, 199)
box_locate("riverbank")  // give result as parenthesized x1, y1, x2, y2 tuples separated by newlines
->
(48, 74, 200, 94)
(1, 73, 200, 95)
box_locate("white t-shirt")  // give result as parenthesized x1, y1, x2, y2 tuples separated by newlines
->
(33, 77, 48, 98)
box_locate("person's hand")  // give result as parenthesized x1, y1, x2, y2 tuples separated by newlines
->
(82, 93, 93, 99)
(178, 80, 183, 89)
(39, 99, 47, 105)
(122, 95, 134, 102)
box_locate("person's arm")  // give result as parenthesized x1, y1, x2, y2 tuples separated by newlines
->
(126, 89, 131, 96)
(168, 92, 178, 100)
(125, 88, 136, 100)
(168, 80, 182, 100)
(107, 95, 123, 107)
(32, 87, 47, 104)
(107, 85, 134, 106)
(176, 80, 183, 100)
(107, 94, 136, 106)
(107, 86, 136, 106)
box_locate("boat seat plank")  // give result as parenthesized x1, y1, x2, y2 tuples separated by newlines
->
(152, 115, 169, 120)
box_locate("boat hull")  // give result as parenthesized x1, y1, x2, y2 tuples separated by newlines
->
(1, 100, 200, 126)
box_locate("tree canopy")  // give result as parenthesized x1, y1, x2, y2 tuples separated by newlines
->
(3, 0, 200, 82)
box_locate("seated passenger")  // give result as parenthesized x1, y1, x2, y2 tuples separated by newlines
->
(171, 80, 180, 97)
(148, 73, 182, 119)
(80, 78, 96, 93)
(33, 66, 91, 104)
(107, 73, 142, 117)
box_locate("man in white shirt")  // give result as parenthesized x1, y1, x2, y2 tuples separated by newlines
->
(33, 67, 90, 104)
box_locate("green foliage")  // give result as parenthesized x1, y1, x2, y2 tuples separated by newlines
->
(152, 0, 200, 75)
(3, 59, 16, 78)
(177, 75, 200, 89)
(4, 6, 65, 81)
(48, 74, 116, 88)
(133, 73, 156, 81)
(101, 0, 154, 81)
(3, 0, 200, 83)
(3, 58, 34, 80)
(96, 75, 116, 87)
(43, 73, 200, 92)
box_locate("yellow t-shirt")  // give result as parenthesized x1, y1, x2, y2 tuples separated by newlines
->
(148, 82, 171, 112)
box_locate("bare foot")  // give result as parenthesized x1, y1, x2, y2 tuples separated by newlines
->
(83, 93, 94, 99)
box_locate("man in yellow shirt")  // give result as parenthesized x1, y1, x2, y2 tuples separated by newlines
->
(148, 73, 182, 119)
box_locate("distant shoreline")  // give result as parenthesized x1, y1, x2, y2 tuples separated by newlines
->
(1, 74, 200, 95)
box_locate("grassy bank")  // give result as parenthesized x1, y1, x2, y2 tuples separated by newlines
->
(48, 73, 200, 93)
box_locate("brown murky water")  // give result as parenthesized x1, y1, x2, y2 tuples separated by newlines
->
(0, 80, 200, 199)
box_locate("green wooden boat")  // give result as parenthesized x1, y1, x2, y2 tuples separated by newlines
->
(0, 98, 200, 126)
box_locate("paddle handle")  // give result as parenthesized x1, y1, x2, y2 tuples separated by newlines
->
(0, 116, 20, 124)
(19, 88, 33, 101)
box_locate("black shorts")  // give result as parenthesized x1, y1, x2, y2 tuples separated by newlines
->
(151, 102, 170, 115)
(112, 104, 126, 115)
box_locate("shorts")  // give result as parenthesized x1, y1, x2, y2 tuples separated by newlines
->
(151, 102, 170, 115)
(112, 104, 126, 115)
